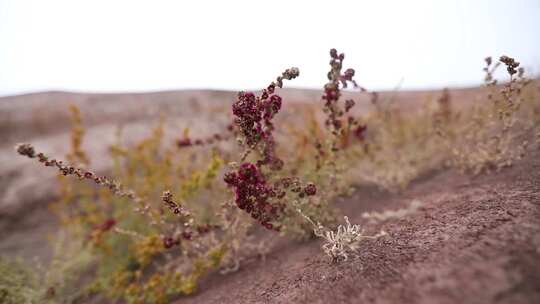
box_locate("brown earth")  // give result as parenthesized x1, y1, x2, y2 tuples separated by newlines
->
(1, 87, 539, 303)
(178, 149, 540, 304)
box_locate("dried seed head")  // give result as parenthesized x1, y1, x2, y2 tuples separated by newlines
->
(330, 48, 338, 59)
(499, 55, 520, 75)
(15, 143, 36, 158)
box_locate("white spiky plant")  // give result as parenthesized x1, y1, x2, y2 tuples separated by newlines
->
(299, 210, 386, 262)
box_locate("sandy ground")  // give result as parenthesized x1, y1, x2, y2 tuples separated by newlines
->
(1, 86, 538, 303)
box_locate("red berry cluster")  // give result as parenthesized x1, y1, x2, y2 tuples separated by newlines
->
(230, 69, 299, 171)
(224, 163, 284, 231)
(320, 49, 369, 151)
(323, 49, 366, 139)
(233, 91, 264, 145)
(232, 89, 282, 147)
(225, 67, 323, 232)
(224, 165, 318, 231)
(303, 183, 317, 196)
(232, 67, 298, 155)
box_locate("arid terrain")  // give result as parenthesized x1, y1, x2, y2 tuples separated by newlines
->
(178, 147, 540, 304)
(1, 86, 539, 303)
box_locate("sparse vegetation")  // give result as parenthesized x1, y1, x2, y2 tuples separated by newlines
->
(437, 56, 533, 174)
(9, 49, 540, 303)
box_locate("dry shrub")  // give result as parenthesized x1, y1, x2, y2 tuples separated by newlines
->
(439, 56, 534, 175)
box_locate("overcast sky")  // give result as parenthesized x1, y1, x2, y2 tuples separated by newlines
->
(0, 0, 539, 96)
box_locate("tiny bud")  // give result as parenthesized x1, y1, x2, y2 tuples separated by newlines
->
(304, 183, 317, 196)
(330, 48, 338, 59)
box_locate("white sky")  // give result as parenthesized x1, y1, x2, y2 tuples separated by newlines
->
(0, 0, 539, 96)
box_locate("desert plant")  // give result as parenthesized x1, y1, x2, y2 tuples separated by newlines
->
(14, 63, 334, 302)
(440, 55, 531, 174)
(13, 49, 539, 303)
(299, 212, 386, 262)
